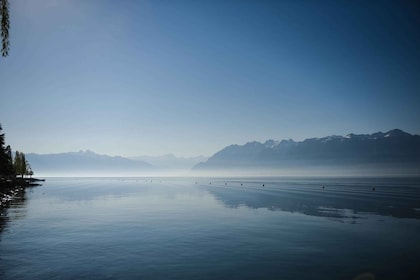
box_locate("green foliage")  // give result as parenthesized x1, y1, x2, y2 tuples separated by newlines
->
(0, 124, 14, 177)
(13, 151, 33, 178)
(14, 151, 29, 178)
(0, 124, 34, 179)
(0, 0, 10, 57)
(5, 144, 12, 165)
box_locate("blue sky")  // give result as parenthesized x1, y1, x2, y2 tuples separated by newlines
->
(0, 0, 419, 157)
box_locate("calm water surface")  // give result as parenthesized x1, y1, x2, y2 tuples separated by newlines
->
(0, 177, 419, 279)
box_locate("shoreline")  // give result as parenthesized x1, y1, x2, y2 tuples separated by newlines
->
(0, 178, 44, 210)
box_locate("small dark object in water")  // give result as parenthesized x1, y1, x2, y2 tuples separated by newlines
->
(372, 187, 375, 191)
(262, 184, 265, 187)
(322, 185, 325, 190)
(241, 183, 243, 186)
(209, 182, 211, 185)
(353, 272, 376, 280)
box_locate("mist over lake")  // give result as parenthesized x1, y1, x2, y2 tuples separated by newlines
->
(1, 177, 419, 279)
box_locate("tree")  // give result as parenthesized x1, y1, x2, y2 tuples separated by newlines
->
(0, 124, 14, 177)
(5, 144, 12, 165)
(14, 151, 27, 178)
(0, 124, 5, 148)
(13, 151, 21, 177)
(0, 0, 10, 57)
(0, 124, 34, 180)
(13, 151, 33, 178)
(28, 166, 33, 178)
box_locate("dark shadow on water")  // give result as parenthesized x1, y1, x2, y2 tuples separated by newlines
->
(0, 188, 30, 238)
(201, 178, 420, 220)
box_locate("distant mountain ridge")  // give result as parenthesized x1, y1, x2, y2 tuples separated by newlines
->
(26, 150, 207, 176)
(130, 154, 207, 170)
(193, 129, 420, 175)
(26, 150, 154, 176)
(24, 129, 420, 176)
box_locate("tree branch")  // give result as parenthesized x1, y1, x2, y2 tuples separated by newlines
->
(1, 0, 10, 57)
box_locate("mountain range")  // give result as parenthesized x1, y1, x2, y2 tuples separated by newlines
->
(25, 129, 420, 176)
(193, 129, 420, 176)
(26, 150, 154, 176)
(26, 150, 207, 176)
(129, 154, 207, 170)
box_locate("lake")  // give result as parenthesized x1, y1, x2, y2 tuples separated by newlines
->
(0, 177, 419, 279)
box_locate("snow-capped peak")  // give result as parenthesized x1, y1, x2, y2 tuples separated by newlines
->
(264, 140, 280, 148)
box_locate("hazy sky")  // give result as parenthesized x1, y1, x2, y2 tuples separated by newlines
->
(0, 0, 419, 157)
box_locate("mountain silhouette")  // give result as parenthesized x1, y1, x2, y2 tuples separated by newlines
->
(193, 129, 420, 175)
(26, 150, 154, 176)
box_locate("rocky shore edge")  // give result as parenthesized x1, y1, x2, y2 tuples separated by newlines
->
(0, 178, 44, 209)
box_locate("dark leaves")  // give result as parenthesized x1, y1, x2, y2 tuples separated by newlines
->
(1, 0, 10, 57)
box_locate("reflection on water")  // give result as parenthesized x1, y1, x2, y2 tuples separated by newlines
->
(0, 177, 419, 280)
(0, 188, 28, 235)
(201, 177, 420, 220)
